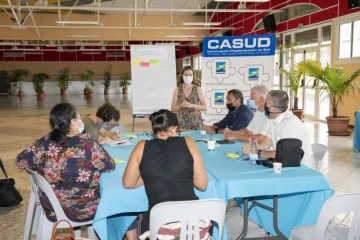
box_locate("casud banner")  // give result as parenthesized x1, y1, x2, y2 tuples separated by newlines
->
(201, 34, 276, 125)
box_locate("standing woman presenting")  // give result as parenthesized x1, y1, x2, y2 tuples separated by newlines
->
(171, 66, 207, 130)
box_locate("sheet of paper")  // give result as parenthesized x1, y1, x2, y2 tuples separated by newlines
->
(126, 134, 137, 139)
(225, 153, 240, 158)
(114, 158, 126, 163)
(108, 139, 132, 147)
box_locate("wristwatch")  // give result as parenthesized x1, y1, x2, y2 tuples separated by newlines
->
(258, 150, 262, 158)
(215, 128, 219, 134)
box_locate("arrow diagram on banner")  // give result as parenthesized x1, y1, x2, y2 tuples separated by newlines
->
(239, 64, 270, 89)
(206, 58, 236, 83)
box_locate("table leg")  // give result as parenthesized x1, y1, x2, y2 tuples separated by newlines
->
(273, 196, 286, 239)
(236, 197, 249, 240)
(132, 115, 136, 132)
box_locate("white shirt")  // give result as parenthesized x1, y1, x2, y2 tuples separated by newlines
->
(247, 110, 271, 135)
(266, 110, 315, 169)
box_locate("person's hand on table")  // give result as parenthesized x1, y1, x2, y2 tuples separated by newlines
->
(223, 128, 235, 140)
(99, 136, 112, 144)
(112, 132, 122, 141)
(205, 126, 215, 134)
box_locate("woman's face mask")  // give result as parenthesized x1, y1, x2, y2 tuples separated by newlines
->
(75, 119, 85, 134)
(183, 76, 193, 85)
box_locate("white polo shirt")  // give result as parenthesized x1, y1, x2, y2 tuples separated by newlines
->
(246, 110, 271, 135)
(266, 110, 315, 169)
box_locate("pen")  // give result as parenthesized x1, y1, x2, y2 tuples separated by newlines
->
(117, 142, 125, 145)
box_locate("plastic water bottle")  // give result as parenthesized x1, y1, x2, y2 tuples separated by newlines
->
(200, 119, 206, 139)
(250, 138, 258, 165)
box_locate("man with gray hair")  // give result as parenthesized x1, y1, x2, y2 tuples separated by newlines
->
(224, 85, 271, 142)
(242, 90, 315, 169)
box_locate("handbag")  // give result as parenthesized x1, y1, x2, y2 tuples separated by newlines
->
(275, 138, 304, 167)
(51, 219, 91, 240)
(0, 158, 23, 207)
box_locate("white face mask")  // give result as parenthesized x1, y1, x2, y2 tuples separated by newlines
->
(75, 120, 85, 134)
(247, 100, 258, 111)
(183, 76, 193, 85)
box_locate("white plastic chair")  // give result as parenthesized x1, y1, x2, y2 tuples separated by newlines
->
(150, 199, 226, 240)
(23, 171, 41, 240)
(311, 143, 327, 171)
(290, 193, 360, 240)
(26, 169, 96, 240)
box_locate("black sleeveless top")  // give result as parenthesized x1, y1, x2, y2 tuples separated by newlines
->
(139, 137, 198, 210)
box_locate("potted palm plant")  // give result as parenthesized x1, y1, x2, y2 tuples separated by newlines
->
(120, 72, 131, 94)
(103, 65, 112, 95)
(298, 59, 360, 136)
(57, 68, 70, 95)
(32, 72, 49, 100)
(80, 70, 95, 99)
(8, 69, 30, 96)
(280, 41, 304, 121)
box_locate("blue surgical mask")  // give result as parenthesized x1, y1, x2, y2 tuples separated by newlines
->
(247, 100, 258, 111)
(76, 120, 85, 133)
(99, 122, 108, 128)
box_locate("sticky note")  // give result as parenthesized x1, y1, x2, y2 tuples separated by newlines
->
(149, 59, 159, 65)
(140, 62, 150, 67)
(226, 153, 240, 158)
(133, 59, 141, 65)
(126, 134, 137, 139)
(114, 158, 126, 163)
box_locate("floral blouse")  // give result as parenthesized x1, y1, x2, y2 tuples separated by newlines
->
(16, 133, 115, 222)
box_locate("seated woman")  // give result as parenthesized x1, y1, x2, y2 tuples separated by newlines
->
(16, 103, 137, 239)
(122, 109, 209, 238)
(82, 103, 122, 143)
(171, 66, 207, 130)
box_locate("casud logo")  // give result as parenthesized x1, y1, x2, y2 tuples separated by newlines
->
(248, 68, 259, 81)
(214, 92, 225, 105)
(215, 62, 226, 74)
(207, 37, 270, 49)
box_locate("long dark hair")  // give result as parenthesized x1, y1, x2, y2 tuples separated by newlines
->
(49, 103, 77, 143)
(149, 109, 178, 136)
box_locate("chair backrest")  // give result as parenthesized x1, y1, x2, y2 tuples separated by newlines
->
(26, 169, 68, 221)
(150, 199, 226, 240)
(312, 193, 360, 240)
(311, 143, 327, 171)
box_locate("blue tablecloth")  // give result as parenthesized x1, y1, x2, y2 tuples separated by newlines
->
(354, 110, 360, 152)
(195, 137, 333, 237)
(93, 131, 334, 239)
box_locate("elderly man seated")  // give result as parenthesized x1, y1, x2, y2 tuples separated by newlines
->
(242, 90, 315, 169)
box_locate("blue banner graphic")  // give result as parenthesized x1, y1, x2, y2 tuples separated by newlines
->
(202, 34, 276, 57)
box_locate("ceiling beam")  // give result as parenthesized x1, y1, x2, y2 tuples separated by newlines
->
(0, 24, 234, 30)
(0, 5, 282, 13)
(21, 1, 39, 26)
(63, 0, 80, 21)
(6, 0, 21, 26)
(26, 2, 41, 38)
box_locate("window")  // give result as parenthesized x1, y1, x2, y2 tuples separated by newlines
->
(182, 57, 191, 67)
(336, 17, 360, 61)
(193, 55, 202, 71)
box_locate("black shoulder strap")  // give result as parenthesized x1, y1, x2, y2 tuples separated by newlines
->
(0, 158, 8, 179)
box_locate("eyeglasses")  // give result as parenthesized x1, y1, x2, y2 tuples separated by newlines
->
(137, 132, 153, 137)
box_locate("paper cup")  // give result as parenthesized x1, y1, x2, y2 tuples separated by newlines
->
(208, 140, 216, 152)
(200, 130, 206, 137)
(273, 162, 282, 173)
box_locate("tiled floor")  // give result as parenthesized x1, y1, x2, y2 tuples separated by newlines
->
(0, 94, 359, 240)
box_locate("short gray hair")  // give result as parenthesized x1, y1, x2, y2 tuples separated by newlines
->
(268, 90, 289, 111)
(251, 85, 269, 98)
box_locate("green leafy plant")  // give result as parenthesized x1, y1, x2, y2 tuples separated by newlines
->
(57, 68, 71, 91)
(279, 41, 304, 110)
(120, 72, 131, 89)
(8, 69, 30, 92)
(80, 70, 95, 92)
(103, 65, 112, 91)
(298, 59, 360, 118)
(194, 70, 202, 86)
(32, 73, 49, 94)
